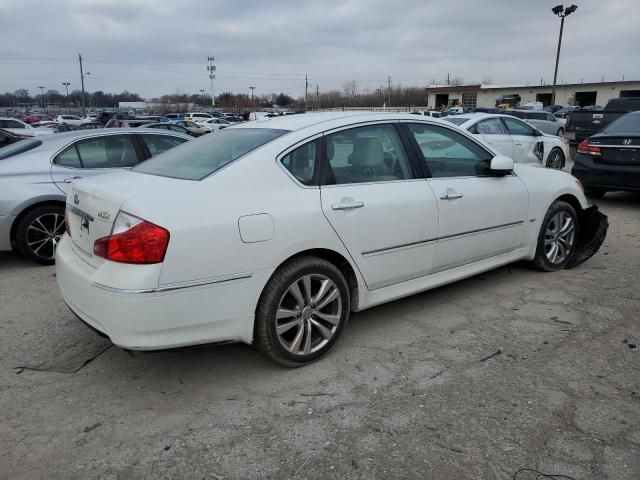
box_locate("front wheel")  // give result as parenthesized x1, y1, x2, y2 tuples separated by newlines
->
(546, 148, 565, 170)
(531, 201, 579, 272)
(15, 204, 66, 265)
(254, 256, 350, 367)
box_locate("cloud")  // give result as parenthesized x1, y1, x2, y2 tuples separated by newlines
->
(0, 0, 638, 98)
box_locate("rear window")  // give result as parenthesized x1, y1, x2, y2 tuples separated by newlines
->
(133, 128, 288, 180)
(602, 114, 640, 133)
(0, 138, 42, 160)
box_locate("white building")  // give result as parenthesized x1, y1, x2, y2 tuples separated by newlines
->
(425, 80, 640, 110)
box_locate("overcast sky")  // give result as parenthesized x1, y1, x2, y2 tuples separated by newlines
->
(1, 0, 638, 99)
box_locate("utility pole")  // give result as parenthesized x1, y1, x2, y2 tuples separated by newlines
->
(207, 56, 216, 108)
(38, 86, 46, 110)
(304, 74, 309, 111)
(62, 82, 71, 113)
(388, 76, 392, 107)
(249, 86, 255, 107)
(78, 53, 87, 115)
(550, 4, 578, 106)
(447, 73, 450, 85)
(316, 84, 319, 106)
(199, 89, 205, 106)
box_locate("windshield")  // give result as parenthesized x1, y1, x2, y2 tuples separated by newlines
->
(444, 117, 467, 126)
(0, 138, 42, 160)
(602, 114, 640, 134)
(134, 128, 288, 180)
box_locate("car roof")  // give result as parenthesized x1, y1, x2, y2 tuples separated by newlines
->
(231, 111, 458, 132)
(19, 128, 191, 147)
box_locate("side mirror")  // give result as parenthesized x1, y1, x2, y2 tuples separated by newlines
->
(490, 155, 514, 174)
(534, 128, 543, 136)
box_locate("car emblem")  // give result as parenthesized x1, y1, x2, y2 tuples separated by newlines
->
(623, 139, 632, 145)
(97, 210, 111, 221)
(74, 194, 79, 205)
(592, 120, 601, 124)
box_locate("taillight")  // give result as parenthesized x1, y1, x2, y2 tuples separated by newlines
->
(94, 212, 169, 264)
(576, 139, 601, 155)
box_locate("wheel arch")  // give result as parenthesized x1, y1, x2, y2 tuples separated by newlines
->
(555, 193, 583, 214)
(10, 199, 66, 244)
(263, 248, 361, 312)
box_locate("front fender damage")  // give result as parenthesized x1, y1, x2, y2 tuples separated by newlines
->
(565, 204, 608, 269)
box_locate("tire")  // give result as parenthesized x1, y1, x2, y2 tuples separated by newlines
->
(254, 256, 350, 367)
(557, 127, 564, 136)
(531, 201, 579, 272)
(546, 148, 565, 169)
(584, 187, 606, 199)
(15, 204, 66, 265)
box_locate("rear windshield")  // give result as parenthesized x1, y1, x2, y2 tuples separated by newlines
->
(0, 138, 42, 160)
(134, 128, 288, 180)
(602, 114, 640, 134)
(444, 117, 467, 126)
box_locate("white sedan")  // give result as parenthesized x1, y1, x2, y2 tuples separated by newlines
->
(56, 112, 607, 366)
(55, 115, 84, 126)
(446, 113, 570, 169)
(196, 117, 232, 132)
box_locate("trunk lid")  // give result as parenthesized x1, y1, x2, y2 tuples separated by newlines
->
(66, 170, 190, 268)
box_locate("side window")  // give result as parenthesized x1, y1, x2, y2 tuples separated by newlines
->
(406, 123, 493, 178)
(546, 113, 556, 122)
(476, 118, 506, 135)
(324, 124, 413, 185)
(54, 145, 82, 168)
(141, 134, 188, 157)
(503, 117, 535, 136)
(280, 139, 319, 185)
(7, 120, 25, 128)
(75, 135, 140, 168)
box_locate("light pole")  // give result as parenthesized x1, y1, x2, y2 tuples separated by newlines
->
(207, 56, 216, 108)
(550, 4, 578, 107)
(38, 86, 46, 111)
(62, 82, 71, 113)
(249, 86, 255, 107)
(199, 89, 205, 106)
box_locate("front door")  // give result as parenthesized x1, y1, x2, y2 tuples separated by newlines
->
(472, 117, 515, 158)
(403, 122, 528, 271)
(501, 117, 543, 165)
(320, 123, 439, 290)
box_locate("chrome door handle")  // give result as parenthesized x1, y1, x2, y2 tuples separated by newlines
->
(63, 176, 82, 183)
(440, 193, 464, 200)
(331, 201, 364, 210)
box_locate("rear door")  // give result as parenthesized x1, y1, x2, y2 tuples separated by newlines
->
(319, 122, 439, 290)
(470, 117, 514, 158)
(502, 117, 543, 165)
(50, 133, 144, 194)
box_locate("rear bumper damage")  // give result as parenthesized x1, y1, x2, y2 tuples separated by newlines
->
(565, 204, 608, 269)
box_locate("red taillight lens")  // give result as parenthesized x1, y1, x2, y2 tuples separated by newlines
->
(94, 212, 169, 264)
(576, 139, 601, 155)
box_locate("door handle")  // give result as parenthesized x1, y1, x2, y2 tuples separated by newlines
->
(440, 192, 464, 200)
(331, 201, 364, 210)
(514, 143, 523, 146)
(63, 176, 82, 183)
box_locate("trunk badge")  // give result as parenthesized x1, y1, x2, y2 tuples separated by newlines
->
(98, 211, 111, 220)
(74, 194, 79, 205)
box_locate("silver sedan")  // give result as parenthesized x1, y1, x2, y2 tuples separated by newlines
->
(0, 128, 191, 264)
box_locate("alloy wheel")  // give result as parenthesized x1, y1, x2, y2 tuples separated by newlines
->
(544, 211, 576, 264)
(275, 274, 342, 356)
(547, 150, 563, 169)
(25, 212, 65, 261)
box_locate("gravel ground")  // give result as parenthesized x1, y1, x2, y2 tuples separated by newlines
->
(1, 181, 639, 479)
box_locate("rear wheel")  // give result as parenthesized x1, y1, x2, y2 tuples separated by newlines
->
(584, 187, 606, 199)
(254, 256, 350, 367)
(546, 148, 565, 169)
(531, 201, 578, 272)
(15, 204, 66, 265)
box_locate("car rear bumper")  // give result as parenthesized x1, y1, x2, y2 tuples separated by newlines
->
(565, 205, 608, 269)
(571, 154, 640, 192)
(55, 235, 272, 350)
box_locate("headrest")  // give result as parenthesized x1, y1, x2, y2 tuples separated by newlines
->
(349, 137, 384, 167)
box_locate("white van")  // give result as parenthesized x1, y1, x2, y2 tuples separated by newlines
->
(185, 112, 213, 122)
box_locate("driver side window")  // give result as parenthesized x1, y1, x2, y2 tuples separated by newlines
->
(502, 117, 535, 136)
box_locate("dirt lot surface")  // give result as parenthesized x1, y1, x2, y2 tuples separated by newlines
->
(1, 189, 639, 479)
